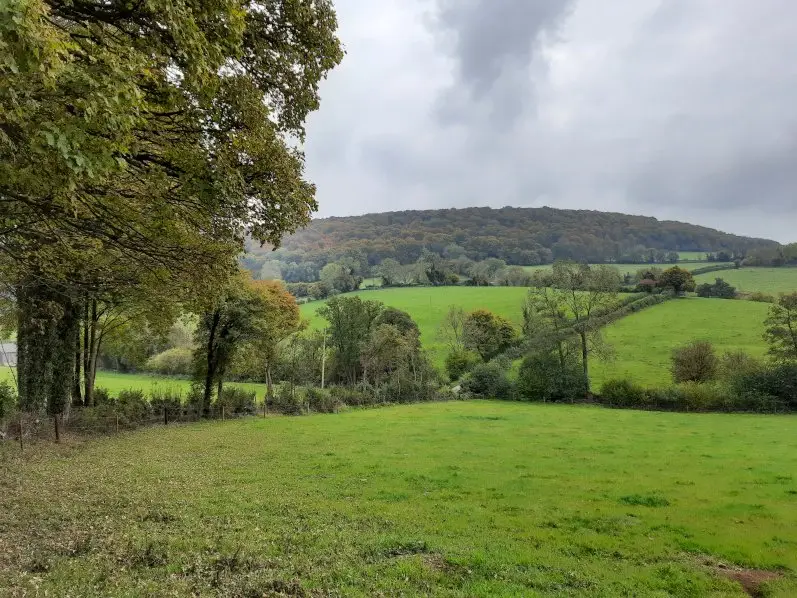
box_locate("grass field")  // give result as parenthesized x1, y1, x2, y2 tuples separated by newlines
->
(695, 267, 797, 296)
(678, 251, 711, 261)
(522, 262, 728, 276)
(300, 287, 530, 366)
(592, 298, 770, 388)
(2, 401, 795, 596)
(0, 368, 266, 399)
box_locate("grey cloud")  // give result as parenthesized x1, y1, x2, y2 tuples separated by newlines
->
(303, 0, 797, 243)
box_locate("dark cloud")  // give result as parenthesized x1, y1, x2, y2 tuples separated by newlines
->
(303, 0, 797, 242)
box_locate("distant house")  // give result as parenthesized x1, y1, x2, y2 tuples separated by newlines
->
(0, 341, 17, 367)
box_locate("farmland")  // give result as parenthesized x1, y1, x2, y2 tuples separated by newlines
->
(694, 267, 797, 295)
(521, 261, 730, 276)
(592, 298, 770, 387)
(2, 401, 795, 596)
(0, 369, 267, 399)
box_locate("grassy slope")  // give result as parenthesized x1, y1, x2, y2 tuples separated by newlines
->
(2, 402, 796, 596)
(695, 267, 797, 295)
(300, 287, 530, 366)
(592, 298, 770, 388)
(0, 368, 266, 399)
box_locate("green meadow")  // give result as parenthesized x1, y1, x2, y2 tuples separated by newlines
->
(0, 368, 266, 399)
(592, 298, 770, 387)
(2, 401, 795, 596)
(522, 261, 728, 276)
(695, 267, 797, 295)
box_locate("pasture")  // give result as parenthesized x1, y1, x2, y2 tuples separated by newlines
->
(592, 298, 770, 387)
(695, 267, 797, 296)
(0, 368, 266, 399)
(522, 262, 729, 276)
(2, 401, 795, 596)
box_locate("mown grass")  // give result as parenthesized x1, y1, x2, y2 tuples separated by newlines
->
(0, 368, 266, 399)
(695, 267, 797, 295)
(592, 298, 770, 387)
(1, 401, 795, 596)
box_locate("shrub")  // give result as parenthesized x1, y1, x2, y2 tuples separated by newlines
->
(599, 379, 649, 408)
(269, 384, 305, 415)
(93, 387, 112, 405)
(671, 341, 718, 383)
(149, 388, 183, 414)
(218, 387, 257, 415)
(676, 381, 727, 412)
(328, 386, 372, 407)
(117, 389, 151, 422)
(696, 278, 736, 299)
(462, 361, 513, 399)
(730, 363, 797, 411)
(305, 387, 341, 413)
(748, 292, 775, 303)
(144, 347, 194, 376)
(445, 348, 480, 381)
(718, 351, 762, 382)
(0, 381, 17, 418)
(516, 351, 586, 403)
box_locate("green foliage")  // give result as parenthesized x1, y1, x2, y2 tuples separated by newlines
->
(748, 291, 776, 303)
(461, 361, 513, 399)
(318, 296, 384, 384)
(144, 348, 194, 376)
(217, 388, 257, 416)
(320, 262, 362, 294)
(695, 278, 736, 299)
(671, 341, 718, 383)
(92, 387, 112, 405)
(517, 351, 586, 402)
(444, 348, 480, 381)
(0, 380, 16, 418)
(463, 309, 516, 361)
(600, 379, 649, 408)
(658, 267, 696, 294)
(730, 363, 797, 411)
(764, 292, 797, 362)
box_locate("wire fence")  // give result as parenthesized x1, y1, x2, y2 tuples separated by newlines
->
(0, 402, 269, 450)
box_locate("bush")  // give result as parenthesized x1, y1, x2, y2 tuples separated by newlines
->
(144, 347, 193, 376)
(516, 351, 586, 402)
(93, 387, 112, 405)
(462, 361, 513, 399)
(730, 363, 797, 411)
(696, 278, 736, 299)
(218, 387, 257, 415)
(328, 386, 372, 408)
(445, 348, 480, 381)
(718, 351, 762, 382)
(0, 381, 17, 418)
(747, 292, 775, 303)
(117, 389, 151, 423)
(269, 384, 305, 415)
(676, 381, 727, 412)
(599, 379, 649, 408)
(149, 388, 183, 416)
(305, 387, 342, 413)
(671, 341, 718, 383)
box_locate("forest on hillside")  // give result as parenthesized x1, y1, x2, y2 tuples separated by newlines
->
(242, 206, 778, 280)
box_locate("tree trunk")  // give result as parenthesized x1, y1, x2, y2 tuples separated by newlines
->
(203, 310, 221, 417)
(216, 375, 224, 415)
(73, 327, 83, 407)
(579, 330, 590, 397)
(83, 298, 90, 405)
(84, 300, 98, 406)
(265, 364, 273, 403)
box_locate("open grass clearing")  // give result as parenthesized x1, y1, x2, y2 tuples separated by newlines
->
(592, 298, 770, 388)
(0, 368, 266, 400)
(1, 401, 795, 596)
(695, 267, 797, 296)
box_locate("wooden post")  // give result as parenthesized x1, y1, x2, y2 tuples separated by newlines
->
(53, 414, 60, 443)
(263, 399, 267, 418)
(321, 329, 326, 389)
(163, 406, 168, 426)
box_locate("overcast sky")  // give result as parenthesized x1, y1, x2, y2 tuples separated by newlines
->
(303, 0, 797, 243)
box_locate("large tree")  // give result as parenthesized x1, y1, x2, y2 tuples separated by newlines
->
(764, 293, 797, 362)
(1, 0, 342, 412)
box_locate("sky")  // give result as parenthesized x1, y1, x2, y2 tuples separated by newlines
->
(303, 0, 797, 243)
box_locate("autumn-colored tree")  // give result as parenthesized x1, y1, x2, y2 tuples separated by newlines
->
(249, 280, 303, 403)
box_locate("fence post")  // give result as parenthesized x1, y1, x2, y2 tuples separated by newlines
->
(164, 406, 168, 426)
